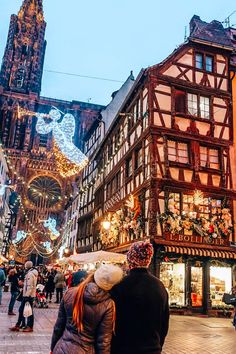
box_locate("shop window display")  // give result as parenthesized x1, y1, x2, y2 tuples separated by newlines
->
(210, 266, 232, 307)
(160, 263, 185, 306)
(191, 267, 203, 307)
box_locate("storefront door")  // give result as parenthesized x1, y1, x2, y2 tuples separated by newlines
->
(191, 266, 203, 307)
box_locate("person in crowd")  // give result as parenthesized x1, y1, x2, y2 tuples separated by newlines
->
(8, 268, 19, 315)
(64, 270, 73, 289)
(54, 269, 65, 303)
(51, 264, 123, 354)
(111, 241, 169, 354)
(0, 263, 6, 305)
(232, 286, 236, 329)
(10, 261, 38, 333)
(71, 269, 87, 287)
(45, 269, 55, 302)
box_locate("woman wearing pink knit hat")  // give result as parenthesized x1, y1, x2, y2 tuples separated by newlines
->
(111, 241, 169, 354)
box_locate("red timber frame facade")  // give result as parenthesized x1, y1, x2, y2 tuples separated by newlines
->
(91, 41, 236, 314)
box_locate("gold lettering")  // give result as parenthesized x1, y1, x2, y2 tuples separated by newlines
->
(179, 235, 184, 241)
(184, 235, 190, 242)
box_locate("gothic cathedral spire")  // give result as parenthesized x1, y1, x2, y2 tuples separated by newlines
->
(0, 0, 46, 95)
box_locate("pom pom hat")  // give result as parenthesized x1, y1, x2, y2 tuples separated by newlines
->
(94, 264, 123, 291)
(127, 241, 154, 269)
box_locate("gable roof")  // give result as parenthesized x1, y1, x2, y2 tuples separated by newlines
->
(189, 15, 234, 50)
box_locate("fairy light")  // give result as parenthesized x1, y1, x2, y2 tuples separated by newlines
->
(36, 109, 88, 177)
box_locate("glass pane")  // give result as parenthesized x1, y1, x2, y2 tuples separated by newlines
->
(187, 93, 198, 116)
(196, 53, 203, 69)
(191, 267, 203, 307)
(206, 56, 213, 72)
(200, 96, 210, 119)
(210, 267, 232, 307)
(160, 263, 185, 306)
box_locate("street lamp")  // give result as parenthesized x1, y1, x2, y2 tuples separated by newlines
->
(101, 220, 111, 230)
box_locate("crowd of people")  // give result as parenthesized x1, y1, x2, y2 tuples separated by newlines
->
(1, 240, 235, 353)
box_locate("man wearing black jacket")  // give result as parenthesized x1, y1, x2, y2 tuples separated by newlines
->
(111, 241, 169, 354)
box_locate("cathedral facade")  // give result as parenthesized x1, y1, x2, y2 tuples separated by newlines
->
(0, 0, 104, 262)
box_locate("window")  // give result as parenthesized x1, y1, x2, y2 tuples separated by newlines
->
(126, 157, 133, 177)
(210, 266, 232, 307)
(160, 262, 185, 306)
(191, 267, 203, 307)
(39, 134, 48, 148)
(175, 90, 186, 113)
(168, 192, 222, 220)
(187, 94, 198, 116)
(199, 96, 210, 118)
(206, 55, 213, 72)
(167, 140, 189, 164)
(135, 148, 142, 169)
(196, 53, 203, 69)
(200, 146, 219, 169)
(187, 94, 210, 119)
(195, 53, 213, 73)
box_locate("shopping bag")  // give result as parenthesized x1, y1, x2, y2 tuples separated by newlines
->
(23, 302, 33, 318)
(222, 293, 236, 305)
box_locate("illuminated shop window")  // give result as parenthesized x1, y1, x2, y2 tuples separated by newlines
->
(191, 267, 203, 307)
(210, 266, 232, 307)
(160, 262, 185, 306)
(167, 192, 222, 220)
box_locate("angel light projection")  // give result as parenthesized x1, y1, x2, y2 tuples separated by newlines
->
(36, 108, 89, 177)
(13, 231, 27, 244)
(43, 217, 60, 240)
(43, 241, 53, 253)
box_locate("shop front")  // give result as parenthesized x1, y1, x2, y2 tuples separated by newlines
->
(155, 243, 236, 315)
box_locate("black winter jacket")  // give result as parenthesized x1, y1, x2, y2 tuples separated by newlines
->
(51, 283, 114, 354)
(111, 268, 169, 354)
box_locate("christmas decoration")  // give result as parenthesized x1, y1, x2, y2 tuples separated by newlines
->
(43, 217, 60, 240)
(158, 197, 233, 242)
(36, 108, 88, 177)
(100, 195, 143, 246)
(42, 241, 52, 253)
(13, 231, 27, 244)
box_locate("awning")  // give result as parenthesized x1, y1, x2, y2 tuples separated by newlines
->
(165, 245, 236, 259)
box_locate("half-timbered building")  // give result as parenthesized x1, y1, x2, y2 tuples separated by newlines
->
(79, 16, 236, 315)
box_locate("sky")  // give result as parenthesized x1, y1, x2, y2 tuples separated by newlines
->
(0, 0, 235, 106)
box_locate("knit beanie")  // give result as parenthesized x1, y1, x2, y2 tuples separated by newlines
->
(94, 264, 123, 291)
(25, 261, 33, 269)
(127, 241, 154, 269)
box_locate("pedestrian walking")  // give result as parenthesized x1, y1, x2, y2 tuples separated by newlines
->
(8, 268, 20, 315)
(10, 261, 38, 332)
(45, 270, 55, 302)
(111, 241, 169, 354)
(0, 263, 6, 305)
(51, 264, 123, 354)
(54, 269, 65, 303)
(232, 286, 236, 330)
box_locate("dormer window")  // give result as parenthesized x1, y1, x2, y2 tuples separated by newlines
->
(195, 53, 213, 73)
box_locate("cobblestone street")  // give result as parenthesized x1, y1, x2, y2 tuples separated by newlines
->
(0, 291, 235, 354)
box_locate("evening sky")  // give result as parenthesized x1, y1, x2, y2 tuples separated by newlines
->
(0, 0, 235, 105)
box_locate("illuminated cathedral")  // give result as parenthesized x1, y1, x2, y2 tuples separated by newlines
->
(0, 0, 104, 263)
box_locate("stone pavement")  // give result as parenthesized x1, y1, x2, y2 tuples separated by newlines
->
(0, 290, 235, 354)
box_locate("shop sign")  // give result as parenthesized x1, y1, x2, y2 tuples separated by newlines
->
(166, 233, 229, 246)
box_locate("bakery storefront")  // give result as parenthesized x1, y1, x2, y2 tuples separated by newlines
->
(155, 235, 236, 314)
